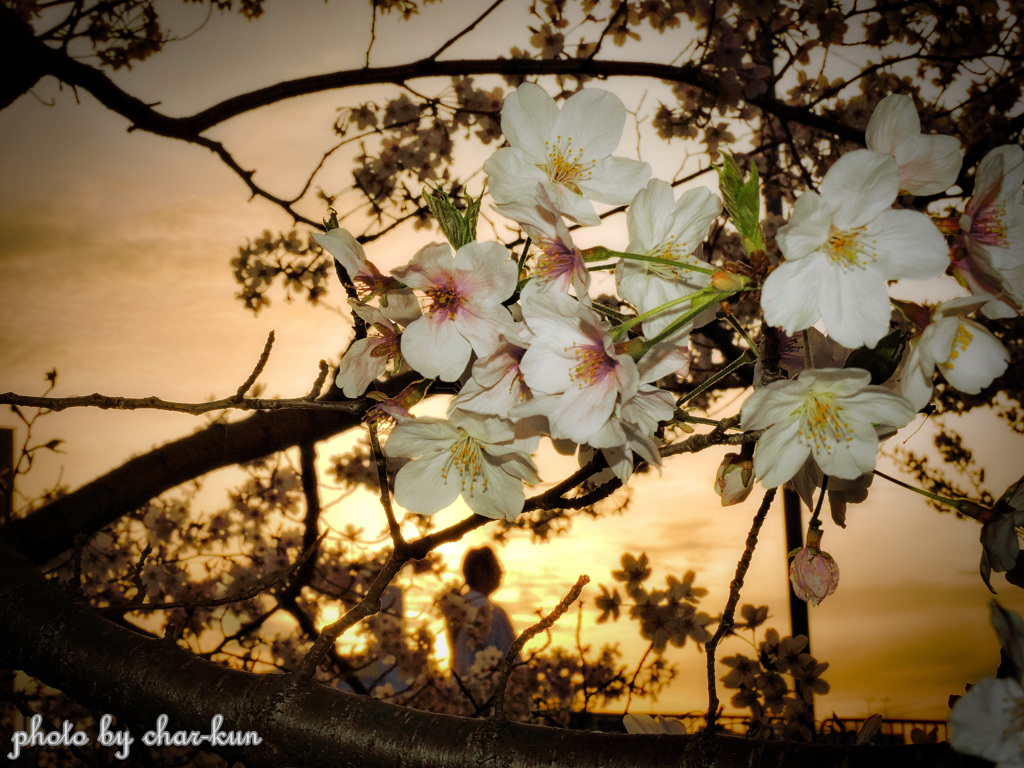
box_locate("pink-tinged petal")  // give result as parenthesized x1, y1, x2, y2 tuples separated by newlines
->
(578, 156, 652, 205)
(454, 241, 518, 302)
(974, 145, 1024, 206)
(865, 94, 920, 155)
(394, 452, 462, 515)
(811, 419, 879, 480)
(938, 320, 1010, 394)
(500, 82, 559, 163)
(820, 150, 900, 229)
(455, 305, 512, 360)
(335, 337, 389, 398)
(520, 343, 576, 393)
(893, 134, 962, 196)
(400, 314, 472, 381)
(384, 417, 460, 458)
(754, 420, 810, 488)
(555, 88, 628, 159)
(463, 463, 526, 521)
(483, 148, 548, 204)
(776, 192, 834, 261)
(867, 209, 950, 280)
(741, 379, 809, 431)
(313, 228, 367, 279)
(550, 380, 618, 444)
(393, 242, 454, 288)
(760, 257, 829, 336)
(816, 263, 890, 349)
(380, 288, 422, 326)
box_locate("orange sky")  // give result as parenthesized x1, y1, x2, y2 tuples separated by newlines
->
(1, 0, 1022, 722)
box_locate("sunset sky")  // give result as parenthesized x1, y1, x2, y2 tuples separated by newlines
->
(2, 0, 1022, 723)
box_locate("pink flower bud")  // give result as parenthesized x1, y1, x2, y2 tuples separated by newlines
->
(714, 451, 754, 506)
(788, 528, 839, 607)
(711, 270, 749, 292)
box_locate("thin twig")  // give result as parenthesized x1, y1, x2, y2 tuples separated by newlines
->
(705, 487, 777, 732)
(0, 392, 368, 415)
(234, 330, 275, 401)
(426, 0, 509, 61)
(490, 574, 590, 719)
(306, 360, 330, 400)
(369, 421, 404, 547)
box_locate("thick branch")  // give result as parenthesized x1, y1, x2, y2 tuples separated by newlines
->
(3, 371, 419, 566)
(0, 540, 985, 768)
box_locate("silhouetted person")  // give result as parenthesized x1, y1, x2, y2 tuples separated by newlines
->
(451, 546, 516, 678)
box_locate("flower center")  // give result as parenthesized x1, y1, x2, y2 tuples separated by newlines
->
(541, 136, 594, 194)
(969, 203, 1009, 247)
(535, 238, 581, 280)
(425, 280, 463, 319)
(797, 394, 853, 452)
(442, 435, 488, 495)
(825, 225, 872, 268)
(368, 323, 401, 360)
(568, 344, 615, 388)
(944, 323, 974, 369)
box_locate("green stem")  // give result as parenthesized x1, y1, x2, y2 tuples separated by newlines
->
(722, 313, 764, 363)
(675, 414, 724, 427)
(641, 290, 733, 352)
(516, 237, 532, 280)
(677, 348, 756, 407)
(582, 247, 716, 275)
(610, 288, 712, 342)
(591, 302, 628, 323)
(872, 469, 981, 516)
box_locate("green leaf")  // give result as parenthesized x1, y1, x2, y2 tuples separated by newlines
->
(715, 154, 764, 254)
(422, 186, 481, 249)
(843, 329, 908, 385)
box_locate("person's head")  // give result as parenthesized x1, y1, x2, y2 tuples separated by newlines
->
(462, 546, 502, 596)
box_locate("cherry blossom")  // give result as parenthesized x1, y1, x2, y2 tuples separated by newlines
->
(788, 527, 840, 607)
(956, 144, 1024, 318)
(865, 93, 962, 196)
(949, 604, 1024, 767)
(616, 179, 722, 339)
(335, 302, 410, 397)
(899, 296, 1010, 411)
(385, 410, 540, 521)
(741, 368, 916, 488)
(393, 241, 517, 382)
(450, 329, 531, 417)
(483, 82, 651, 226)
(313, 227, 419, 324)
(515, 293, 639, 445)
(762, 149, 949, 349)
(493, 183, 590, 301)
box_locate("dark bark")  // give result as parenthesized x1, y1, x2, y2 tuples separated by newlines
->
(4, 399, 365, 566)
(0, 540, 986, 768)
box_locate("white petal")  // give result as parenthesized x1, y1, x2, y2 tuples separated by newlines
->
(811, 419, 880, 480)
(500, 82, 559, 163)
(760, 257, 828, 336)
(820, 150, 900, 229)
(816, 263, 891, 349)
(741, 379, 809, 431)
(463, 461, 526, 521)
(777, 192, 833, 261)
(401, 315, 472, 381)
(394, 453, 461, 515)
(555, 88, 628, 159)
(938, 320, 1010, 394)
(754, 420, 810, 488)
(865, 95, 920, 155)
(385, 417, 459, 458)
(484, 147, 548, 204)
(314, 228, 367, 279)
(949, 677, 1024, 764)
(578, 156, 652, 205)
(335, 338, 389, 398)
(867, 209, 950, 280)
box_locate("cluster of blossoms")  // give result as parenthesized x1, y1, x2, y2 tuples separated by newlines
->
(316, 84, 1020, 592)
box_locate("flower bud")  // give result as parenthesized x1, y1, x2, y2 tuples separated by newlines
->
(714, 451, 754, 506)
(711, 270, 749, 292)
(788, 527, 839, 606)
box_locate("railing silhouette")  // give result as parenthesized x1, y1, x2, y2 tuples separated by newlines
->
(568, 712, 947, 745)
